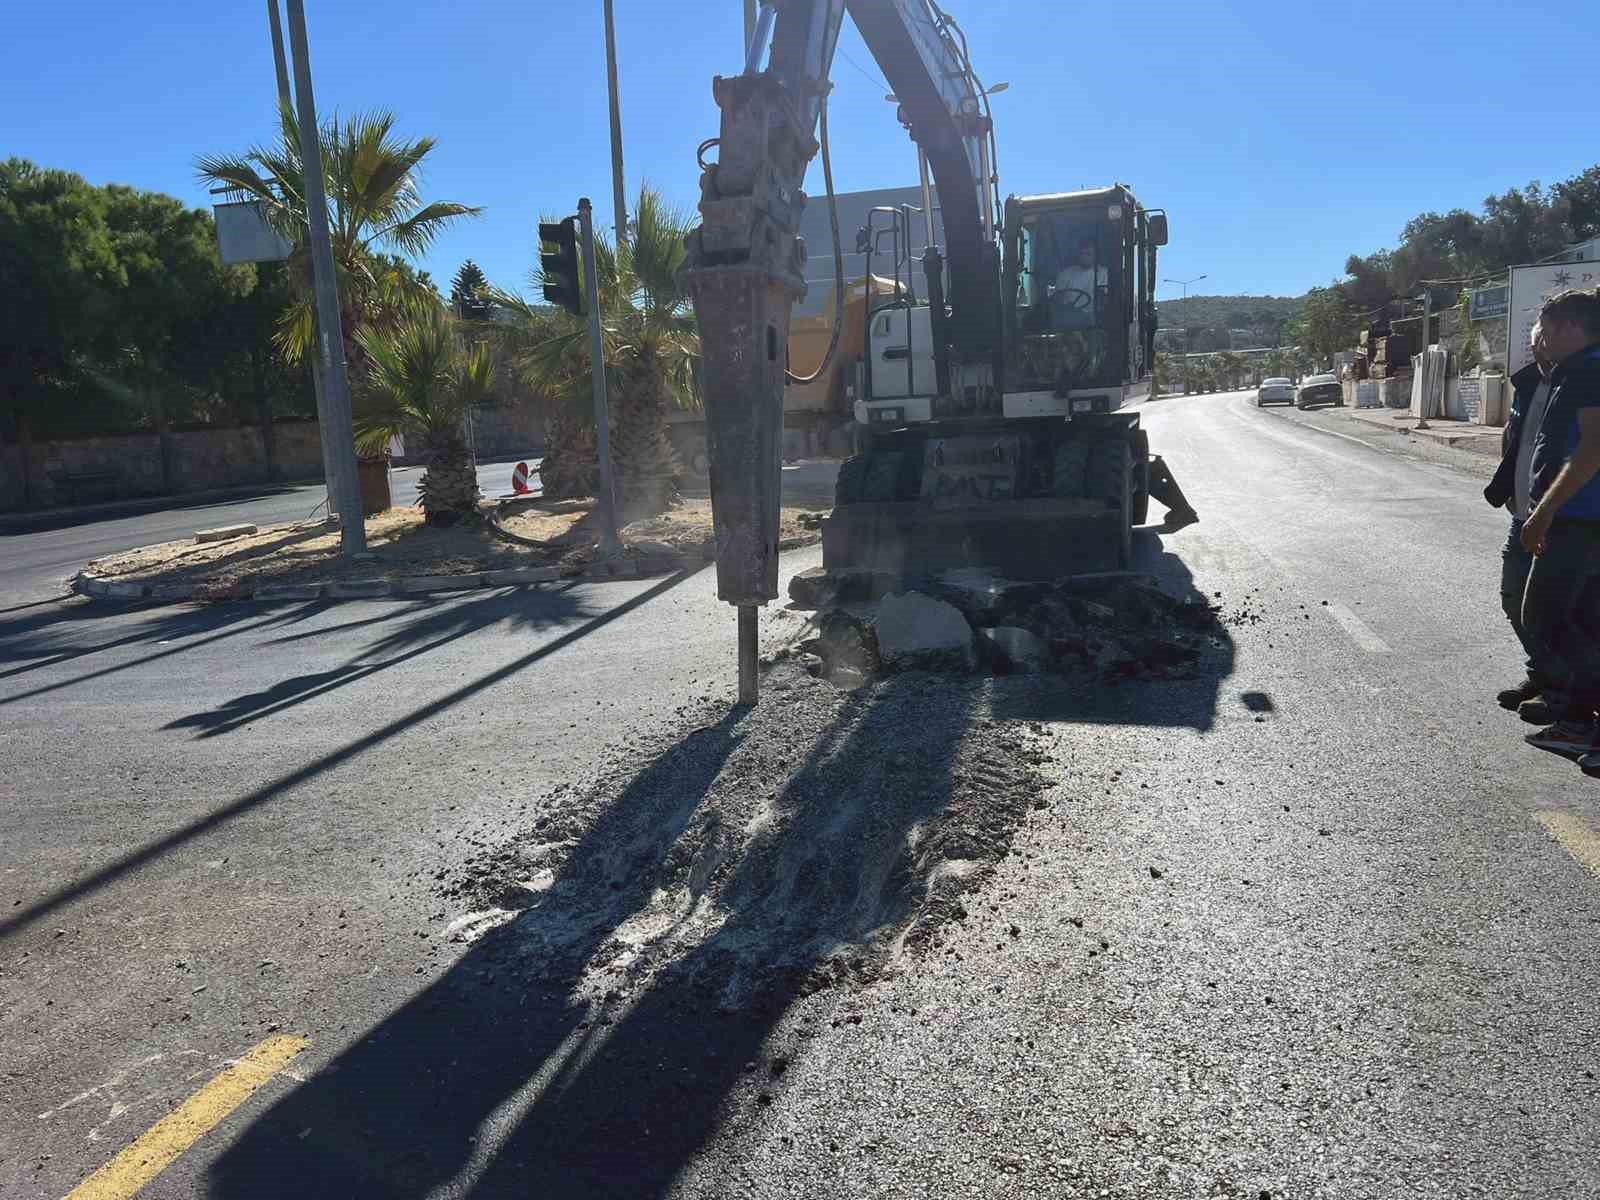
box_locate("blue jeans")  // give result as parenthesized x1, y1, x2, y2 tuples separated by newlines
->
(1501, 517, 1540, 678)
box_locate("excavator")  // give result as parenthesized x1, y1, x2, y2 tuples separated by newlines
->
(679, 0, 1198, 700)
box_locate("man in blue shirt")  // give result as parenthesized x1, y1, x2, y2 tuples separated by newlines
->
(1516, 289, 1600, 764)
(1485, 324, 1555, 714)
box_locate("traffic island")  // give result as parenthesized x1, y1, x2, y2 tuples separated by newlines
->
(73, 497, 825, 605)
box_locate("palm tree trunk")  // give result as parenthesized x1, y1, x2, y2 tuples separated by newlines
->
(609, 362, 679, 520)
(539, 404, 598, 501)
(419, 426, 479, 524)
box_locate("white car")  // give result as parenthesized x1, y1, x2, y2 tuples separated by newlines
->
(1256, 377, 1294, 406)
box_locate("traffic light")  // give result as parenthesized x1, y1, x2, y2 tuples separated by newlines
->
(539, 217, 583, 317)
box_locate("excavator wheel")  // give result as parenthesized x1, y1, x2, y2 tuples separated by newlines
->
(834, 454, 871, 507)
(1130, 428, 1151, 525)
(835, 450, 917, 506)
(1051, 440, 1091, 498)
(1086, 436, 1132, 510)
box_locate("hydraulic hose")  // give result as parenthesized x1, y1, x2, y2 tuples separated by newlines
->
(786, 93, 845, 385)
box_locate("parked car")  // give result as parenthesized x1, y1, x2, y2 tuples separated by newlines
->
(1296, 373, 1343, 409)
(1256, 377, 1295, 406)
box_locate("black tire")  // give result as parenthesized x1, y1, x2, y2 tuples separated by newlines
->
(1051, 439, 1091, 498)
(1130, 429, 1150, 525)
(862, 450, 914, 501)
(1086, 437, 1132, 510)
(834, 454, 871, 506)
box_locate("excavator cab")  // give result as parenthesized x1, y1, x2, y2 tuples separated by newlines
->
(1002, 185, 1163, 408)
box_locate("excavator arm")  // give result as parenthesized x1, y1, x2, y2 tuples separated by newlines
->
(678, 0, 999, 701)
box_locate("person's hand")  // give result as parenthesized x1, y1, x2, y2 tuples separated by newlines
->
(1521, 506, 1554, 556)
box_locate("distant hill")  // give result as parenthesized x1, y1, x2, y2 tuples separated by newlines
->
(1155, 294, 1302, 337)
(1152, 293, 1303, 352)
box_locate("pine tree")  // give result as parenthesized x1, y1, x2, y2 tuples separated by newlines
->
(451, 259, 490, 319)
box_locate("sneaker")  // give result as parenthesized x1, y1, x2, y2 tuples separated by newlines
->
(1525, 720, 1598, 757)
(1519, 697, 1564, 725)
(1498, 677, 1543, 710)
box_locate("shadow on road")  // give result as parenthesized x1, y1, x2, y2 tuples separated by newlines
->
(0, 602, 328, 705)
(163, 586, 590, 739)
(203, 666, 1033, 1197)
(0, 572, 697, 944)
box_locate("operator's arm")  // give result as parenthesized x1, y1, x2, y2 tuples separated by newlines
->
(1522, 406, 1600, 555)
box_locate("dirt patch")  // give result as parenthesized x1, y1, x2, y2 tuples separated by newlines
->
(85, 497, 826, 591)
(434, 662, 1052, 1011)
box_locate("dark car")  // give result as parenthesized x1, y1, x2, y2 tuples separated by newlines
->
(1296, 373, 1343, 409)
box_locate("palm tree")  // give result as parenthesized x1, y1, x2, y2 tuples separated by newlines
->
(494, 186, 697, 518)
(1211, 350, 1243, 390)
(196, 107, 481, 385)
(353, 305, 493, 525)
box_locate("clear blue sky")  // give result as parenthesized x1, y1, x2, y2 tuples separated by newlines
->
(5, 1, 1597, 304)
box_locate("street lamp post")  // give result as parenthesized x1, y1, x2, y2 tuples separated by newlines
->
(1164, 274, 1206, 395)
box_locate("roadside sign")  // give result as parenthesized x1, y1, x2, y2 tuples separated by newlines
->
(1510, 260, 1600, 374)
(1508, 261, 1600, 375)
(1469, 284, 1508, 323)
(511, 461, 532, 494)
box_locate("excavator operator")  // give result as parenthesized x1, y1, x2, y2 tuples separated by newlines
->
(1051, 236, 1106, 330)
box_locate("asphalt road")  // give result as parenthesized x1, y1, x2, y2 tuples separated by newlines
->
(5, 393, 1600, 1198)
(0, 459, 539, 610)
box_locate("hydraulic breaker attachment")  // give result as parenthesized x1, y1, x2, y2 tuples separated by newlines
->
(678, 71, 818, 701)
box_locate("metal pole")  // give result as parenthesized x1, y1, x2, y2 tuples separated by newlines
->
(266, 0, 291, 106)
(579, 198, 622, 556)
(738, 604, 759, 705)
(603, 0, 629, 246)
(285, 0, 366, 555)
(744, 0, 758, 48)
(1415, 291, 1433, 429)
(918, 146, 936, 253)
(744, 2, 776, 73)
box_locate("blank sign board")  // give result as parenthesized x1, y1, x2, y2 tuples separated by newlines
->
(214, 200, 292, 265)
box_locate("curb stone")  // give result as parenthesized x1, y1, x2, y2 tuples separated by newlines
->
(325, 579, 392, 599)
(68, 549, 717, 609)
(70, 529, 805, 609)
(255, 583, 326, 601)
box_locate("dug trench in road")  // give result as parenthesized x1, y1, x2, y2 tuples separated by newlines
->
(8, 391, 1600, 1196)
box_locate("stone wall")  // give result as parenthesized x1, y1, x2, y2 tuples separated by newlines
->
(1, 420, 324, 512)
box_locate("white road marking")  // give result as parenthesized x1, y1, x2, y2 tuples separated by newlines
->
(1324, 602, 1392, 653)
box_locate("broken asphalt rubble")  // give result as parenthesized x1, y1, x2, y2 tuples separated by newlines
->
(786, 565, 1220, 686)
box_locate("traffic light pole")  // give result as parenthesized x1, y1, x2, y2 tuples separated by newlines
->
(285, 0, 366, 556)
(578, 198, 622, 557)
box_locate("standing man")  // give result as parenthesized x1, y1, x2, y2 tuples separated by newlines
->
(1516, 289, 1600, 763)
(1485, 323, 1556, 716)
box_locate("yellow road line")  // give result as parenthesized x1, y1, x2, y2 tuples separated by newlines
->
(64, 1035, 307, 1200)
(1535, 809, 1600, 878)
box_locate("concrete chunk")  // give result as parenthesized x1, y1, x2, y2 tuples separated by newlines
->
(104, 581, 147, 599)
(787, 566, 902, 610)
(194, 523, 257, 544)
(872, 591, 976, 672)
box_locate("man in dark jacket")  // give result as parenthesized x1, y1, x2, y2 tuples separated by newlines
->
(1484, 326, 1555, 714)
(1514, 289, 1600, 764)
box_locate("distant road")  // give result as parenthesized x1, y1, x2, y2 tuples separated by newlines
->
(0, 457, 541, 607)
